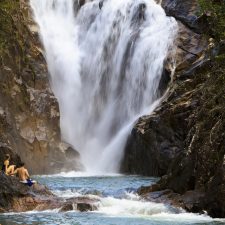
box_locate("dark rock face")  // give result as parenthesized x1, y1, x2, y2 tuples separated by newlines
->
(123, 53, 225, 217)
(60, 203, 74, 212)
(122, 0, 225, 218)
(77, 203, 97, 212)
(121, 0, 207, 177)
(0, 0, 82, 174)
(204, 165, 225, 218)
(162, 0, 201, 32)
(121, 110, 185, 176)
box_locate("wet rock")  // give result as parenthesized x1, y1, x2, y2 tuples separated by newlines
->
(162, 0, 200, 32)
(121, 108, 185, 176)
(78, 0, 86, 8)
(60, 203, 74, 212)
(0, 174, 51, 212)
(175, 22, 207, 73)
(204, 165, 225, 218)
(99, 1, 103, 9)
(0, 175, 100, 213)
(77, 203, 97, 212)
(158, 68, 171, 96)
(137, 184, 161, 195)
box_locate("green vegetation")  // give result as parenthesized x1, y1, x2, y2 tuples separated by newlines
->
(0, 0, 19, 53)
(198, 0, 225, 41)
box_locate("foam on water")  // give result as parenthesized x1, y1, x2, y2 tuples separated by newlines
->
(38, 171, 123, 178)
(149, 212, 224, 223)
(96, 197, 173, 216)
(2, 175, 225, 224)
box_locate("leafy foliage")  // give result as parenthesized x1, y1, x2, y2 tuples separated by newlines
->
(198, 0, 225, 40)
(0, 0, 19, 53)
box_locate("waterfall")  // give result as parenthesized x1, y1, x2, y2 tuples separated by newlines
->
(30, 0, 177, 173)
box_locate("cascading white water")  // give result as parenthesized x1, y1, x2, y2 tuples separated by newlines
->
(30, 0, 177, 173)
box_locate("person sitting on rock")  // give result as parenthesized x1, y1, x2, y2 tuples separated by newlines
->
(14, 162, 36, 186)
(6, 164, 17, 176)
(1, 154, 10, 174)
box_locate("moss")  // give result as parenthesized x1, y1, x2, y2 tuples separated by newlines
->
(198, 0, 225, 40)
(0, 0, 19, 50)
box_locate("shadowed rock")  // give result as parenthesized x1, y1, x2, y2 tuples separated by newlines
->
(77, 203, 97, 212)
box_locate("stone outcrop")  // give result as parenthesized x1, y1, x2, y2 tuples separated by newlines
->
(0, 0, 82, 174)
(162, 0, 200, 31)
(122, 0, 225, 218)
(121, 0, 207, 176)
(0, 174, 99, 213)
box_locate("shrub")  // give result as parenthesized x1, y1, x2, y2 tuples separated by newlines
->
(198, 0, 225, 41)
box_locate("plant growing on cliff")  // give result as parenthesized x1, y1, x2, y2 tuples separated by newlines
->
(198, 0, 225, 41)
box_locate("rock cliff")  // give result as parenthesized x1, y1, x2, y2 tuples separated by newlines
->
(122, 0, 225, 218)
(0, 0, 81, 174)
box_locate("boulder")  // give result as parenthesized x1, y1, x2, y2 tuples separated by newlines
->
(0, 174, 52, 212)
(60, 203, 74, 212)
(77, 203, 97, 212)
(0, 174, 100, 213)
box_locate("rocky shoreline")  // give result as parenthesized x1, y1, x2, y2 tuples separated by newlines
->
(121, 0, 225, 219)
(0, 174, 99, 213)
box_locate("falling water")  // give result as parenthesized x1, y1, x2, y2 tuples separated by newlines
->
(30, 0, 177, 173)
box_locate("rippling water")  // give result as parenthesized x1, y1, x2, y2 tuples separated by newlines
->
(0, 174, 224, 225)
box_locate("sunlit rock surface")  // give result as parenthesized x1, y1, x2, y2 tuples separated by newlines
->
(0, 0, 81, 174)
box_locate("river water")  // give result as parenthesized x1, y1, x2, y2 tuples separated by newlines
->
(0, 174, 224, 225)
